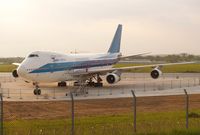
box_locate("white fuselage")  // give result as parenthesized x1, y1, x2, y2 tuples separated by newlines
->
(17, 51, 120, 83)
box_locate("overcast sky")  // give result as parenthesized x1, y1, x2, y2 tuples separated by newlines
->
(0, 0, 200, 57)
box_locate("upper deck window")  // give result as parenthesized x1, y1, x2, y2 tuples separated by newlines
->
(28, 54, 39, 58)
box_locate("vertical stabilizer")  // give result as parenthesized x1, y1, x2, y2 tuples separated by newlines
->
(108, 24, 122, 53)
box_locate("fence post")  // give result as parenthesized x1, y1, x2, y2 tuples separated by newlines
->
(97, 89, 100, 96)
(70, 92, 75, 135)
(171, 80, 173, 89)
(53, 88, 56, 99)
(162, 81, 164, 90)
(7, 89, 10, 99)
(131, 90, 136, 133)
(153, 82, 156, 91)
(0, 94, 3, 135)
(19, 89, 22, 100)
(180, 80, 182, 88)
(184, 89, 189, 129)
(143, 83, 146, 91)
(121, 88, 124, 94)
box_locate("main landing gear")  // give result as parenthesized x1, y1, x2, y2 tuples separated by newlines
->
(87, 74, 103, 87)
(58, 81, 67, 87)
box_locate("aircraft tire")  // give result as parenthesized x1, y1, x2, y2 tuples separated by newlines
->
(58, 82, 67, 87)
(37, 89, 41, 95)
(34, 89, 37, 95)
(94, 83, 103, 87)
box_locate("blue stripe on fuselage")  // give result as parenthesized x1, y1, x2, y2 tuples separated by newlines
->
(30, 59, 118, 73)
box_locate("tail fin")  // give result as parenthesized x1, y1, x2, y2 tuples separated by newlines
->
(108, 24, 122, 53)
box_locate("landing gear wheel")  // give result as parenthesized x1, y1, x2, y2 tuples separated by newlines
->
(87, 81, 95, 87)
(58, 82, 67, 87)
(74, 82, 80, 86)
(94, 74, 103, 87)
(33, 88, 41, 95)
(34, 89, 37, 95)
(37, 89, 41, 95)
(94, 83, 103, 87)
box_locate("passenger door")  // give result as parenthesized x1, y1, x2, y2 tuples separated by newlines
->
(50, 55, 56, 73)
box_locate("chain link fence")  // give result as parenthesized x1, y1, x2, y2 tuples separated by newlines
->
(0, 74, 200, 100)
(0, 73, 200, 134)
(0, 93, 200, 135)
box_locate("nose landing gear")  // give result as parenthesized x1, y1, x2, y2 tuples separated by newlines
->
(33, 83, 41, 95)
(87, 74, 103, 87)
(34, 88, 41, 95)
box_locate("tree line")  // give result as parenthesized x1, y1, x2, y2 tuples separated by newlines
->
(0, 57, 24, 64)
(125, 53, 200, 63)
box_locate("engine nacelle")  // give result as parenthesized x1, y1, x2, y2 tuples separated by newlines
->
(106, 73, 121, 84)
(12, 70, 19, 78)
(151, 68, 162, 79)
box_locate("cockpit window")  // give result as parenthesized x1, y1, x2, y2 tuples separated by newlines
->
(28, 54, 39, 58)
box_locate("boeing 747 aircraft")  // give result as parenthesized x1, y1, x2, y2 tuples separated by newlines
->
(12, 24, 193, 95)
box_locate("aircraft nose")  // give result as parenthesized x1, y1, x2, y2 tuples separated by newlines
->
(17, 66, 27, 77)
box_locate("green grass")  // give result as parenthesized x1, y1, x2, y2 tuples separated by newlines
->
(0, 64, 17, 72)
(3, 110, 200, 135)
(1, 63, 200, 73)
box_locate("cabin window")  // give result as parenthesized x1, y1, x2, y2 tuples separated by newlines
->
(28, 54, 39, 58)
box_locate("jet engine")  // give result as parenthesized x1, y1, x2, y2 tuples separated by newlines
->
(12, 70, 19, 78)
(106, 73, 121, 84)
(150, 68, 162, 79)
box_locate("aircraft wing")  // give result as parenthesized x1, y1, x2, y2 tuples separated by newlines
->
(72, 61, 195, 76)
(113, 62, 195, 71)
(12, 63, 21, 66)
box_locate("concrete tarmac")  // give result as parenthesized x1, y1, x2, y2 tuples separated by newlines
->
(0, 73, 200, 101)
